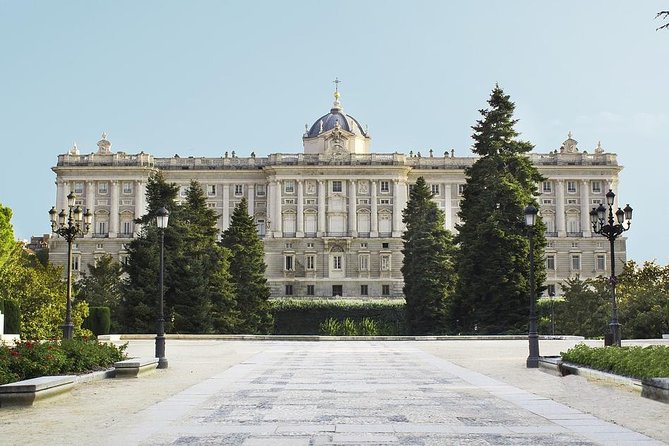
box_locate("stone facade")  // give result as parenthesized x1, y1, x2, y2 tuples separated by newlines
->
(49, 93, 625, 298)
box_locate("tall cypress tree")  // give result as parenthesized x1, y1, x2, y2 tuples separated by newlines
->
(401, 177, 456, 335)
(220, 197, 273, 334)
(452, 85, 546, 334)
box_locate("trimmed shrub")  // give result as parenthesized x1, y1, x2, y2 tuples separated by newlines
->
(83, 306, 111, 336)
(3, 300, 20, 334)
(272, 299, 405, 335)
(561, 344, 669, 379)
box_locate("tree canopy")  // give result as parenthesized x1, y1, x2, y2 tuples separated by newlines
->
(451, 85, 546, 334)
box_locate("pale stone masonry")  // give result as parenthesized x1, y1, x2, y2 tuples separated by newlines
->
(49, 93, 625, 298)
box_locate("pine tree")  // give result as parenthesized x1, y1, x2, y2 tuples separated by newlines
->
(221, 197, 273, 334)
(121, 172, 179, 333)
(75, 254, 122, 330)
(452, 85, 546, 334)
(401, 177, 457, 335)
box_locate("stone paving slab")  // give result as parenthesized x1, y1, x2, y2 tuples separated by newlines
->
(105, 342, 667, 446)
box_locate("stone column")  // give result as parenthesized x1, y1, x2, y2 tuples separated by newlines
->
(222, 184, 230, 230)
(247, 184, 255, 217)
(109, 180, 119, 237)
(297, 180, 304, 237)
(443, 183, 452, 231)
(556, 180, 566, 237)
(349, 179, 357, 236)
(581, 180, 590, 237)
(370, 181, 378, 237)
(56, 180, 66, 211)
(274, 180, 282, 236)
(134, 180, 144, 236)
(317, 180, 326, 236)
(392, 180, 401, 236)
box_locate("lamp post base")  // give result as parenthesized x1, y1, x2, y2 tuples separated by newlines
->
(155, 334, 168, 369)
(610, 322, 622, 347)
(526, 357, 539, 368)
(157, 357, 169, 369)
(62, 323, 74, 340)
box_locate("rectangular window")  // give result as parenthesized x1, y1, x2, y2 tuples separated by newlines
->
(284, 255, 294, 271)
(256, 184, 266, 196)
(122, 182, 133, 194)
(431, 184, 440, 195)
(285, 284, 293, 296)
(382, 284, 390, 296)
(284, 181, 295, 194)
(72, 255, 80, 272)
(546, 255, 556, 270)
(358, 199, 369, 205)
(382, 242, 389, 249)
(120, 255, 130, 266)
(360, 242, 368, 248)
(207, 184, 216, 196)
(458, 184, 465, 196)
(74, 182, 84, 194)
(306, 255, 315, 270)
(359, 254, 369, 271)
(567, 181, 577, 193)
(381, 254, 391, 271)
(592, 181, 602, 193)
(122, 221, 132, 234)
(307, 242, 314, 248)
(567, 199, 578, 205)
(285, 243, 293, 248)
(207, 202, 216, 208)
(98, 182, 108, 194)
(547, 284, 556, 297)
(332, 180, 342, 192)
(332, 285, 342, 296)
(306, 284, 315, 296)
(542, 199, 553, 205)
(542, 181, 552, 193)
(97, 221, 108, 235)
(306, 199, 316, 205)
(380, 181, 389, 193)
(332, 255, 342, 270)
(596, 254, 606, 271)
(592, 198, 603, 205)
(234, 184, 243, 195)
(379, 199, 391, 205)
(284, 199, 295, 204)
(571, 255, 581, 271)
(360, 285, 368, 296)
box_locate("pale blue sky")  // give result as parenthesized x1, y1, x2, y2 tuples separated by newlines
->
(1, 1, 667, 263)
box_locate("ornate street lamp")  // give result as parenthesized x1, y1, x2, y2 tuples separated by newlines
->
(524, 203, 540, 368)
(155, 207, 169, 369)
(590, 189, 632, 347)
(49, 192, 92, 340)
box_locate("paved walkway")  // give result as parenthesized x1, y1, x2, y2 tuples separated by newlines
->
(107, 341, 663, 446)
(1, 339, 668, 446)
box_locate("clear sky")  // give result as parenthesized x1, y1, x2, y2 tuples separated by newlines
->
(1, 1, 667, 263)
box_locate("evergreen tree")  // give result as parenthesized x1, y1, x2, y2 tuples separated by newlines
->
(76, 254, 122, 330)
(401, 177, 456, 334)
(221, 197, 273, 334)
(452, 85, 546, 334)
(121, 172, 179, 333)
(0, 203, 15, 269)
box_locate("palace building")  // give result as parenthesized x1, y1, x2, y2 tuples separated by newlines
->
(49, 88, 626, 298)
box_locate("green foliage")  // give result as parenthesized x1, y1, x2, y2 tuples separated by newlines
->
(0, 203, 15, 269)
(83, 306, 111, 336)
(401, 177, 456, 335)
(556, 276, 612, 337)
(76, 254, 122, 331)
(452, 85, 546, 334)
(0, 339, 127, 385)
(561, 344, 669, 379)
(272, 299, 405, 335)
(122, 176, 238, 334)
(221, 197, 272, 334)
(359, 318, 379, 336)
(319, 317, 341, 335)
(341, 318, 358, 336)
(616, 261, 669, 339)
(2, 300, 20, 333)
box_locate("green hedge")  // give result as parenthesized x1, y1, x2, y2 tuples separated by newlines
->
(561, 344, 669, 379)
(83, 307, 111, 336)
(2, 300, 20, 334)
(271, 299, 406, 335)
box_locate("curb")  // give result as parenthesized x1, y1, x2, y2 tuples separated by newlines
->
(98, 334, 586, 342)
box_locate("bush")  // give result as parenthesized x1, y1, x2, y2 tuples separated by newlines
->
(561, 344, 669, 379)
(359, 318, 379, 336)
(272, 299, 406, 335)
(319, 318, 341, 335)
(341, 318, 358, 336)
(0, 339, 127, 385)
(83, 306, 111, 336)
(3, 300, 20, 334)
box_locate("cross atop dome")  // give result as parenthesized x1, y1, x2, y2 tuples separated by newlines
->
(333, 77, 342, 110)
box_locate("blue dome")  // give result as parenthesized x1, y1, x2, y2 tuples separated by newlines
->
(306, 107, 368, 138)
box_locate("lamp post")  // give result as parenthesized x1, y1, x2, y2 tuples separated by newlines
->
(590, 189, 632, 347)
(155, 207, 169, 369)
(524, 203, 540, 368)
(49, 192, 92, 340)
